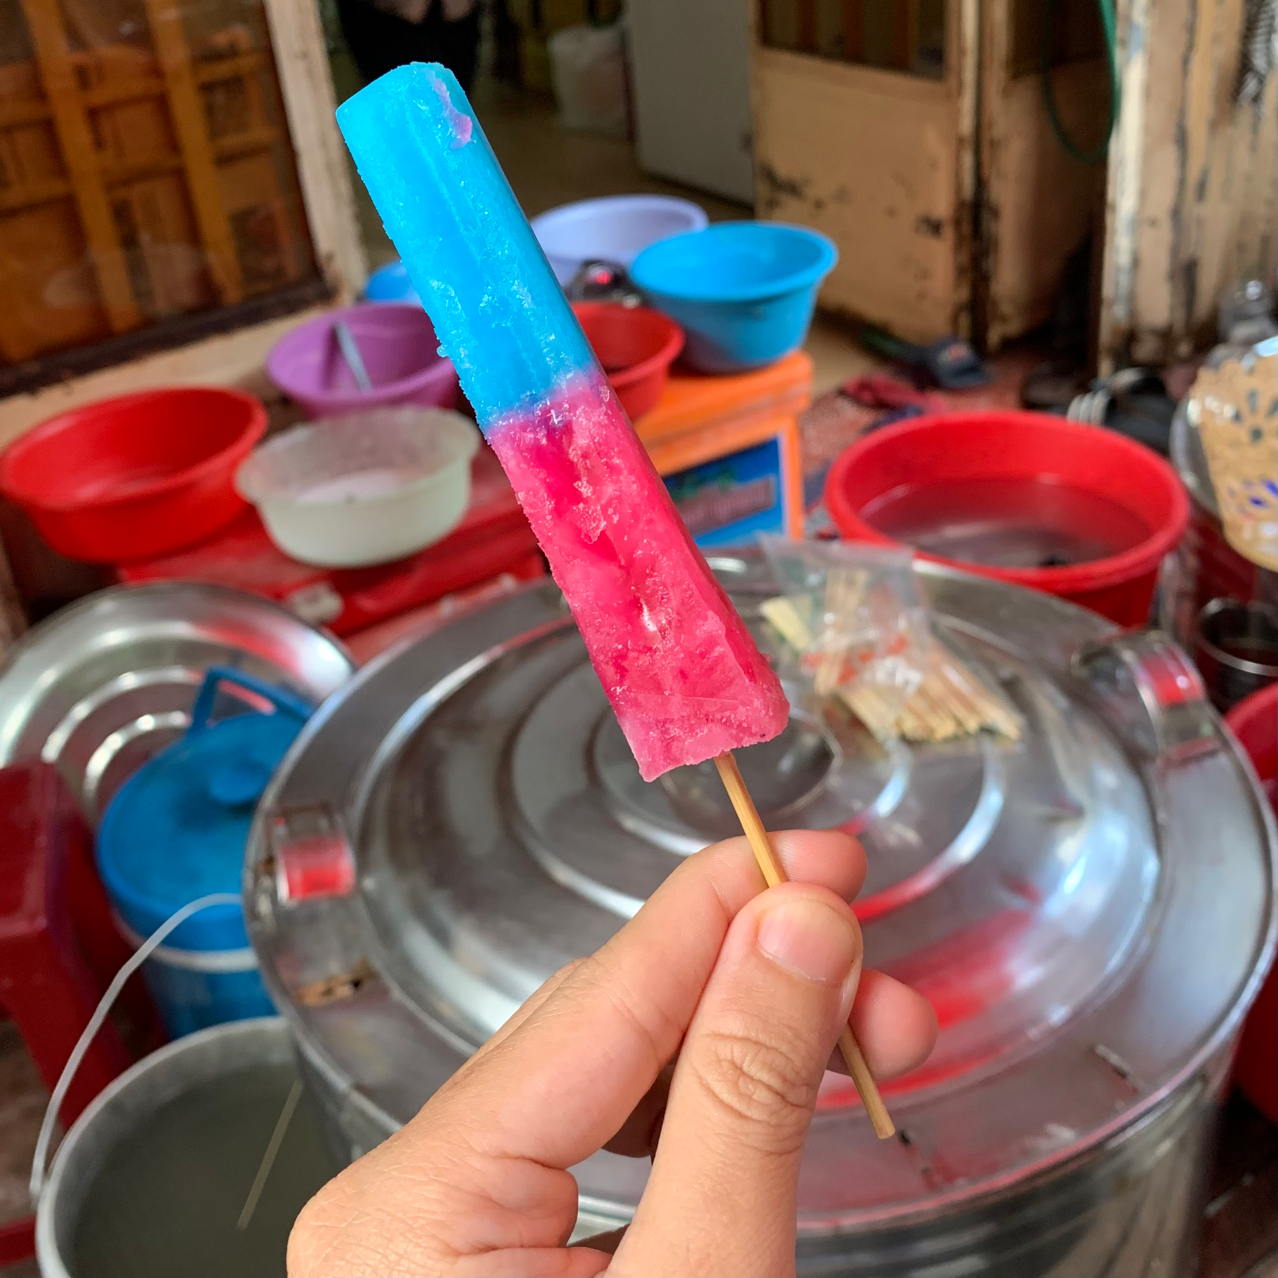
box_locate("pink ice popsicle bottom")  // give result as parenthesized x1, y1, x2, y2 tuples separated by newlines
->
(486, 373, 791, 781)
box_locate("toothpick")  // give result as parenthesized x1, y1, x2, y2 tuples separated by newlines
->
(713, 752, 895, 1139)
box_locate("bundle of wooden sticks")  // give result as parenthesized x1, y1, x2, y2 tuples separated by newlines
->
(840, 640, 1022, 744)
(761, 578, 1021, 745)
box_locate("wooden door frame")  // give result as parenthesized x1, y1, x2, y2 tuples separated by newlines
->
(1097, 0, 1278, 373)
(262, 0, 366, 297)
(749, 0, 979, 343)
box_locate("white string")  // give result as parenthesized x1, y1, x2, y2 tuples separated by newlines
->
(29, 891, 243, 1204)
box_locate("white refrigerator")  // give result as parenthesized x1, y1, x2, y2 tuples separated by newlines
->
(626, 0, 755, 205)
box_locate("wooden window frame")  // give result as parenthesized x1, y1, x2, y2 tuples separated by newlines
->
(0, 0, 367, 446)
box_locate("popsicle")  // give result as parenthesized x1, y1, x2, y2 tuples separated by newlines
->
(337, 66, 894, 1138)
(337, 65, 790, 782)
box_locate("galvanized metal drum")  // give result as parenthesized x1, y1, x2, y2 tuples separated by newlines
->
(247, 558, 1276, 1277)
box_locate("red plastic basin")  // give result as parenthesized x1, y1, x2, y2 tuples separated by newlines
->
(573, 302, 683, 421)
(0, 387, 266, 563)
(1226, 683, 1277, 1123)
(825, 411, 1190, 626)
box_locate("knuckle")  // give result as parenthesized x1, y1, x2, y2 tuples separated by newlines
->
(286, 1186, 348, 1276)
(688, 1026, 819, 1151)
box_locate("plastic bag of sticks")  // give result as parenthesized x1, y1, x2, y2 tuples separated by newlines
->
(759, 537, 1021, 746)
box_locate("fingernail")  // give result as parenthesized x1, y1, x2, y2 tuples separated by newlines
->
(756, 896, 859, 985)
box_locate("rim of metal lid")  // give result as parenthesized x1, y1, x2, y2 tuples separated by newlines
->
(0, 581, 353, 691)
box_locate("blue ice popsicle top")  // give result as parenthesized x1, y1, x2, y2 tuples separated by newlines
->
(336, 64, 596, 425)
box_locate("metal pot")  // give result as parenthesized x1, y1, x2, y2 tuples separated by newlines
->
(246, 560, 1276, 1277)
(36, 1017, 342, 1278)
(1192, 597, 1278, 711)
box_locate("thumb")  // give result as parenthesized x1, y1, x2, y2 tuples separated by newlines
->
(611, 882, 860, 1277)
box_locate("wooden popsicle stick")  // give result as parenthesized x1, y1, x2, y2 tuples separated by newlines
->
(714, 752, 895, 1140)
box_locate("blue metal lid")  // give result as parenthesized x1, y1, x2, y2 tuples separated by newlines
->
(96, 668, 311, 951)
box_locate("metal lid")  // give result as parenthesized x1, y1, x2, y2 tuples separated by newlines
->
(247, 558, 1275, 1227)
(0, 582, 354, 825)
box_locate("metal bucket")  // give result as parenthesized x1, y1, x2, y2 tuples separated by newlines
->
(36, 1018, 342, 1278)
(1193, 597, 1278, 710)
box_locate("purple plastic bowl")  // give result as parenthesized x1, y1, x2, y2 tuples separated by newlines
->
(266, 303, 460, 418)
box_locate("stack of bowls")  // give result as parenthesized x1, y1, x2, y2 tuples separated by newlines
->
(530, 194, 707, 285)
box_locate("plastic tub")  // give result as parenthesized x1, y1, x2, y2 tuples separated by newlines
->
(572, 301, 684, 420)
(1226, 683, 1277, 1123)
(631, 222, 837, 373)
(825, 412, 1190, 626)
(266, 303, 459, 419)
(363, 258, 420, 306)
(96, 668, 311, 1038)
(531, 195, 708, 286)
(0, 387, 266, 563)
(236, 408, 481, 568)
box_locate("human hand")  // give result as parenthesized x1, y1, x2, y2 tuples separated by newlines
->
(288, 830, 937, 1277)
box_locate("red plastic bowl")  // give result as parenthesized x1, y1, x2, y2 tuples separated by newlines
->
(1226, 683, 1277, 1122)
(825, 411, 1190, 626)
(573, 302, 684, 421)
(0, 387, 267, 563)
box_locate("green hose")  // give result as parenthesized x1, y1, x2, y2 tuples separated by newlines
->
(1041, 0, 1120, 165)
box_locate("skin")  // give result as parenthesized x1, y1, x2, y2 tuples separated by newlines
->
(288, 830, 937, 1277)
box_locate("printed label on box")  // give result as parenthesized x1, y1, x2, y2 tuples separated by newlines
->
(665, 436, 786, 547)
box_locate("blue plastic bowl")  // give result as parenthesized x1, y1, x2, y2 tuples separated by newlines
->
(631, 222, 837, 373)
(364, 258, 421, 306)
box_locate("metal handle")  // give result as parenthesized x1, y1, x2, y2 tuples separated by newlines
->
(188, 666, 313, 737)
(1072, 630, 1216, 760)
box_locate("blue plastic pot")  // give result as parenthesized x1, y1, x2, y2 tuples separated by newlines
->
(631, 222, 838, 373)
(96, 667, 313, 1038)
(531, 195, 708, 286)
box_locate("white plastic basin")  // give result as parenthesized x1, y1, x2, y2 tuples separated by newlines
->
(236, 408, 480, 568)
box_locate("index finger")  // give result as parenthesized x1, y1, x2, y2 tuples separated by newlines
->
(413, 829, 866, 1172)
